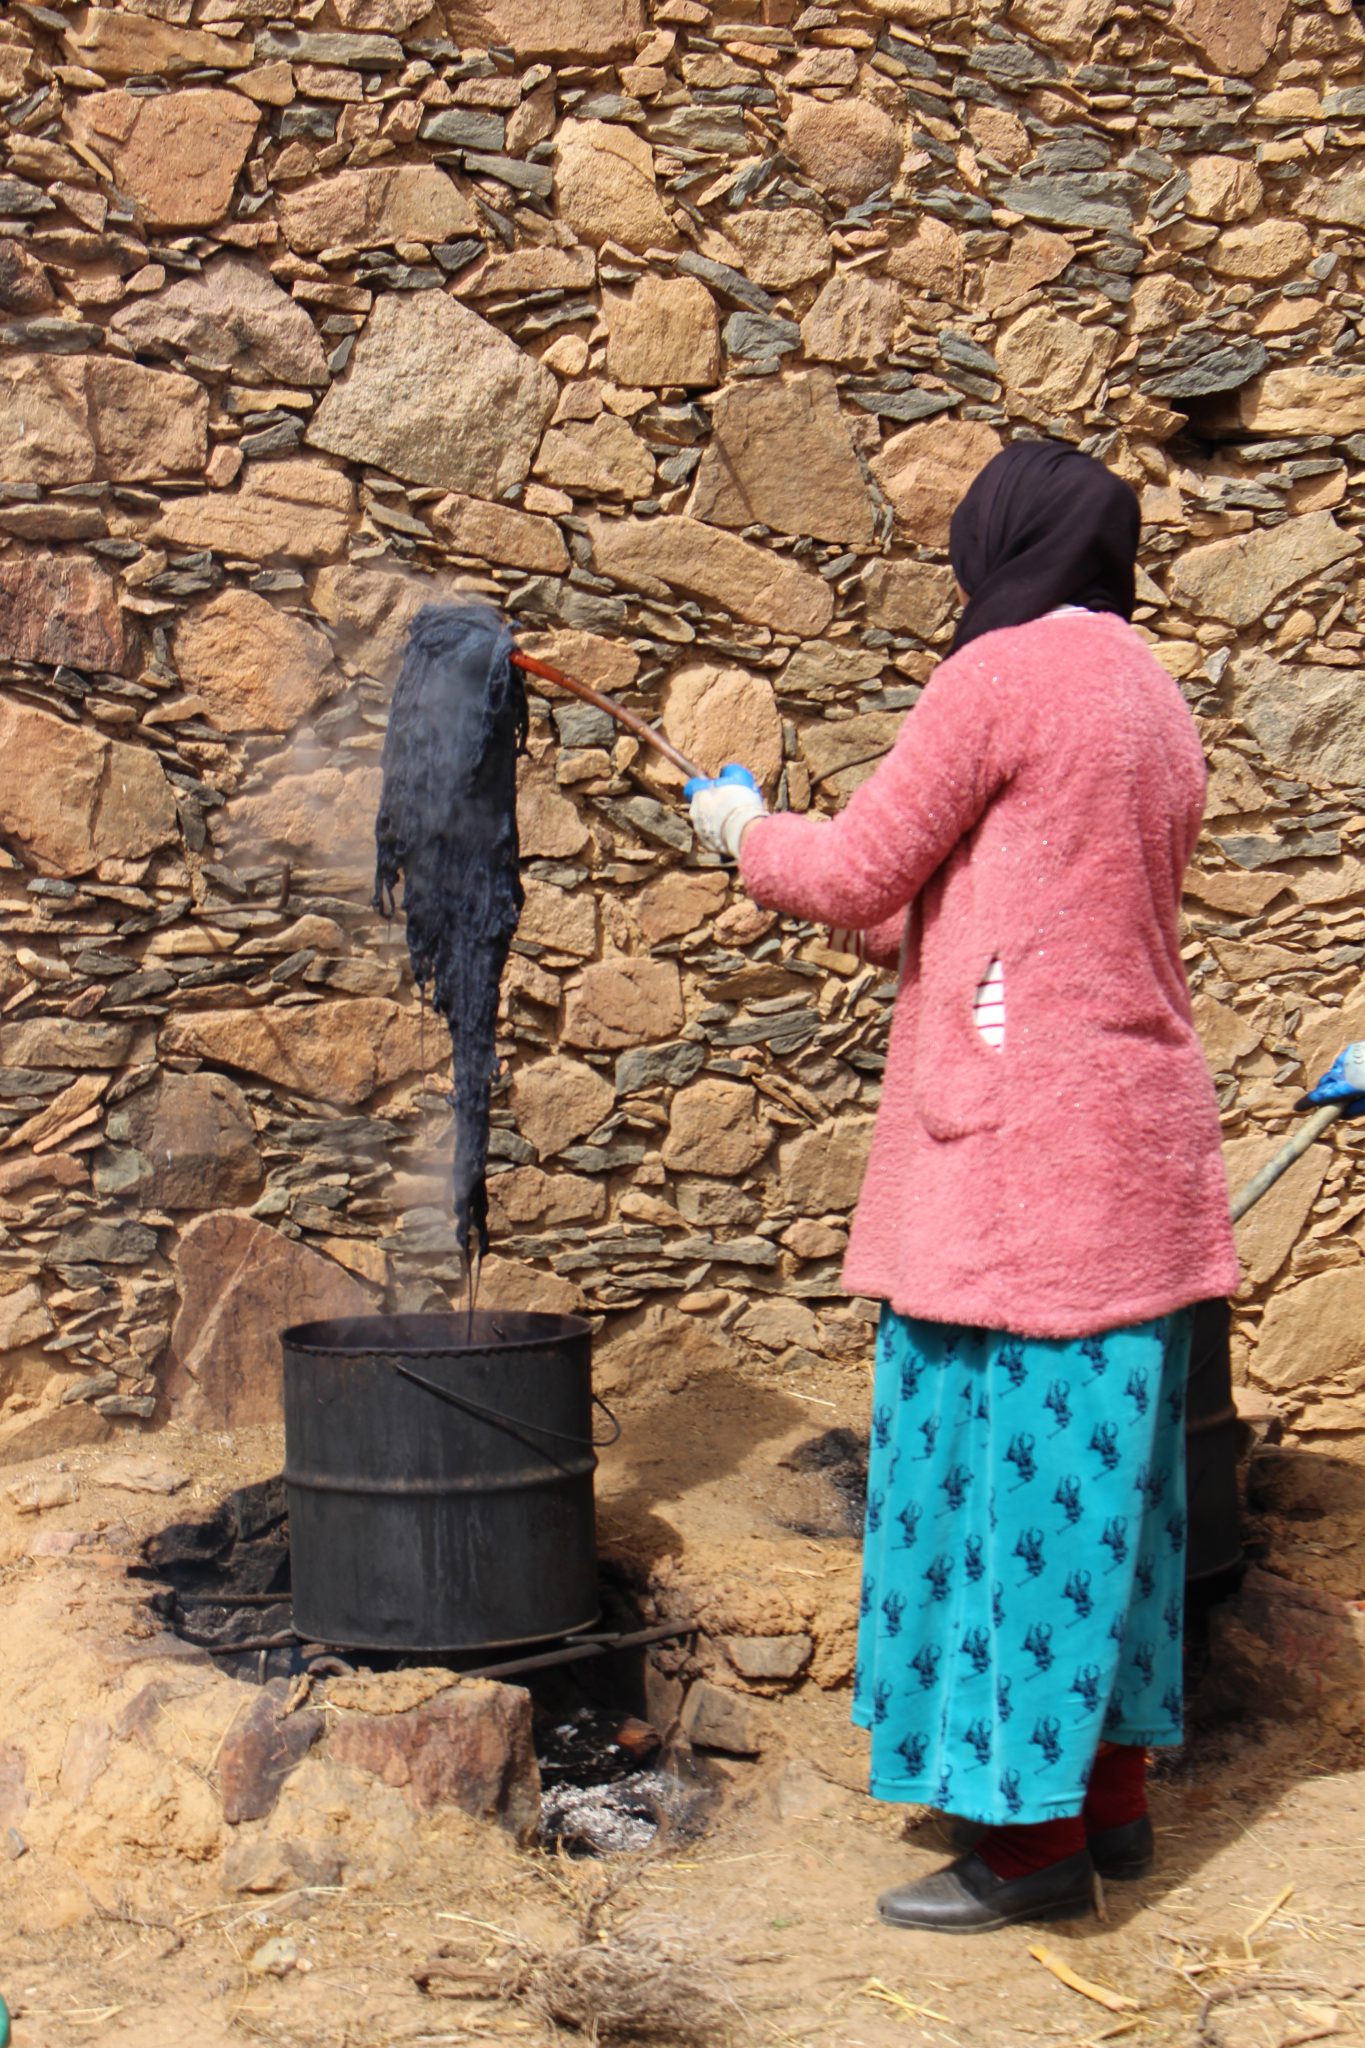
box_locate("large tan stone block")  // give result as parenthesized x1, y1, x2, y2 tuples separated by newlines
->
(166, 1212, 372, 1426)
(308, 294, 555, 496)
(0, 700, 177, 876)
(588, 514, 834, 636)
(160, 999, 425, 1107)
(69, 87, 259, 229)
(688, 371, 875, 546)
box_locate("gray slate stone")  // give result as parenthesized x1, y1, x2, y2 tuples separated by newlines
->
(649, 106, 750, 153)
(1001, 174, 1139, 232)
(255, 28, 403, 67)
(723, 1634, 814, 1683)
(51, 1221, 159, 1266)
(1146, 339, 1269, 401)
(724, 310, 800, 358)
(677, 250, 774, 315)
(1234, 653, 1365, 790)
(615, 1041, 706, 1093)
(421, 108, 506, 151)
(464, 154, 554, 197)
(0, 178, 53, 218)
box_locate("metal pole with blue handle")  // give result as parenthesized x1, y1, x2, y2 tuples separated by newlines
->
(1230, 1042, 1365, 1223)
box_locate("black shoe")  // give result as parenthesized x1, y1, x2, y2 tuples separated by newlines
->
(1087, 1813, 1154, 1881)
(877, 1849, 1096, 1934)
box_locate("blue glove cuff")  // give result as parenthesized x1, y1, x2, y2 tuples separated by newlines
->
(1296, 1042, 1365, 1116)
(684, 763, 760, 800)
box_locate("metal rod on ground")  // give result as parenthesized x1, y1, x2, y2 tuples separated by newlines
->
(459, 1618, 698, 1683)
(511, 650, 703, 781)
(1230, 1101, 1345, 1223)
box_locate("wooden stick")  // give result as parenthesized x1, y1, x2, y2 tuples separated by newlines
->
(511, 649, 703, 781)
(1231, 1105, 1344, 1223)
(1028, 1945, 1141, 2014)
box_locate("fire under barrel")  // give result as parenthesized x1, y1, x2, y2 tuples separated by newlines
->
(281, 1310, 602, 1654)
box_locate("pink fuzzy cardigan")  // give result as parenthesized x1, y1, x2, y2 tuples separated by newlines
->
(740, 611, 1240, 1338)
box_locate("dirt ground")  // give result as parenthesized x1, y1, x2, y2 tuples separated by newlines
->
(2, 1350, 1363, 2048)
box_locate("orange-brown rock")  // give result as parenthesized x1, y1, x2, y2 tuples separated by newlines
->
(691, 369, 875, 545)
(657, 665, 784, 793)
(216, 761, 383, 884)
(872, 418, 1003, 546)
(173, 590, 338, 734)
(431, 492, 568, 573)
(784, 97, 903, 208)
(68, 88, 259, 229)
(488, 1165, 607, 1229)
(554, 120, 679, 252)
(0, 698, 177, 876)
(723, 208, 830, 289)
(0, 550, 132, 673)
(588, 513, 835, 635)
(508, 1054, 615, 1157)
(800, 272, 900, 366)
(166, 1211, 372, 1426)
(324, 1677, 540, 1839)
(0, 354, 207, 486)
(887, 216, 964, 300)
(979, 227, 1074, 313)
(561, 957, 685, 1050)
(1172, 0, 1291, 76)
(603, 273, 720, 388)
(861, 558, 957, 638)
(160, 998, 425, 1108)
(109, 1071, 262, 1213)
(517, 777, 590, 859)
(308, 293, 555, 496)
(110, 255, 329, 388)
(535, 415, 654, 499)
(519, 877, 598, 957)
(1224, 1134, 1330, 1291)
(1253, 1263, 1365, 1398)
(779, 1116, 876, 1215)
(633, 869, 730, 945)
(278, 166, 476, 253)
(997, 305, 1118, 417)
(63, 10, 252, 76)
(310, 562, 430, 674)
(444, 0, 643, 57)
(151, 459, 354, 563)
(662, 1078, 772, 1175)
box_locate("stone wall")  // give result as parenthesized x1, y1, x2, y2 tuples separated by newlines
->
(0, 0, 1363, 1460)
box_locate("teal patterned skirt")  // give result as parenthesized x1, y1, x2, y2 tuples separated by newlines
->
(851, 1308, 1191, 1825)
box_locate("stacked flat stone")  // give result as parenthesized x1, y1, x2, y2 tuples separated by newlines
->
(0, 0, 1359, 1457)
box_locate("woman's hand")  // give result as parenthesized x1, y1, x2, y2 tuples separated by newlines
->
(685, 763, 767, 860)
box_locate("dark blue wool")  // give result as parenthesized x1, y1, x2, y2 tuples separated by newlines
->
(374, 603, 527, 1263)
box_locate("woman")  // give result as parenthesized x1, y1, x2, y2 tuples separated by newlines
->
(686, 441, 1239, 1934)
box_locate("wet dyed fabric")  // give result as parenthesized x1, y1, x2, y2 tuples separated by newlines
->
(852, 1308, 1191, 1825)
(374, 603, 527, 1266)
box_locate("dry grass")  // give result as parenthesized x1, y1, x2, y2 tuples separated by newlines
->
(416, 1857, 738, 2045)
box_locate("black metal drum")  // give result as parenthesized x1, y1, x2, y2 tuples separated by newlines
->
(281, 1310, 603, 1654)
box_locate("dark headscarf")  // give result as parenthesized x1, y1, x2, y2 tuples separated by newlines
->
(948, 440, 1140, 653)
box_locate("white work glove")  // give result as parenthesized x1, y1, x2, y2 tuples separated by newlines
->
(685, 763, 767, 861)
(827, 928, 867, 960)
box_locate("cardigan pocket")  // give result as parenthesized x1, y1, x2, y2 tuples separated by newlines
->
(911, 976, 1009, 1141)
